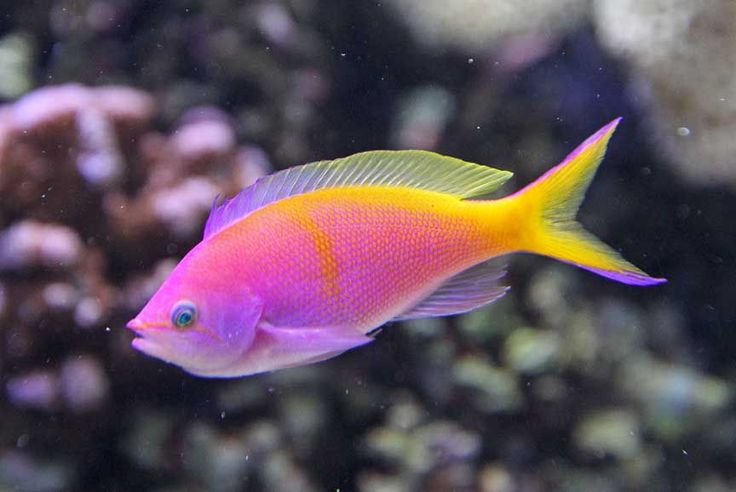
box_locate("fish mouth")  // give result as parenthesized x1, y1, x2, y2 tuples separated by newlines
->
(127, 318, 170, 359)
(131, 336, 162, 357)
(127, 318, 159, 345)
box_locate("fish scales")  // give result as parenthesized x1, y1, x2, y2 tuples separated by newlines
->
(219, 186, 497, 330)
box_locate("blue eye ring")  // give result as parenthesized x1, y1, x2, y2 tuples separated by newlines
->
(171, 300, 197, 328)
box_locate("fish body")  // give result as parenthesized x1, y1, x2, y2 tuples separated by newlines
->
(128, 119, 664, 377)
(217, 186, 505, 329)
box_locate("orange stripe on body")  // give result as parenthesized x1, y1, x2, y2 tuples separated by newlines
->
(303, 213, 341, 300)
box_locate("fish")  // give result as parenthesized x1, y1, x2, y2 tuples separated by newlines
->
(127, 118, 665, 377)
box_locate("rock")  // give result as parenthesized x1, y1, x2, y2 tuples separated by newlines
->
(502, 327, 560, 374)
(59, 355, 110, 413)
(457, 301, 517, 344)
(617, 356, 732, 441)
(573, 409, 641, 460)
(479, 463, 515, 492)
(6, 370, 60, 411)
(261, 450, 317, 492)
(0, 32, 33, 99)
(0, 451, 73, 492)
(415, 421, 481, 465)
(121, 408, 175, 471)
(357, 472, 405, 492)
(363, 426, 411, 465)
(391, 85, 455, 150)
(452, 355, 521, 413)
(277, 392, 328, 454)
(182, 423, 254, 492)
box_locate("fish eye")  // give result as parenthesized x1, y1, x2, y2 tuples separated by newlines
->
(171, 300, 197, 329)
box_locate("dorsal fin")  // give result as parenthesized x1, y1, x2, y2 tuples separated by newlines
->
(393, 259, 508, 321)
(203, 150, 512, 239)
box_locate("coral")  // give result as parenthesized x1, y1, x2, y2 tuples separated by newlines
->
(0, 82, 273, 490)
(0, 221, 82, 271)
(594, 0, 736, 186)
(387, 0, 588, 52)
(0, 84, 153, 223)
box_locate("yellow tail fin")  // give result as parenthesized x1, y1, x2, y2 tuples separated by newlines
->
(513, 118, 665, 285)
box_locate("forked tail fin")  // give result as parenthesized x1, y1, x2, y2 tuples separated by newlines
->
(513, 118, 665, 285)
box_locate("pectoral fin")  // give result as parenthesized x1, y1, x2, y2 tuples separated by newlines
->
(220, 323, 374, 377)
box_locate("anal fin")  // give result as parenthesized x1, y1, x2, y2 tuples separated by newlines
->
(393, 259, 508, 321)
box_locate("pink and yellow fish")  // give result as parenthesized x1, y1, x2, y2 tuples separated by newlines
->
(127, 119, 665, 377)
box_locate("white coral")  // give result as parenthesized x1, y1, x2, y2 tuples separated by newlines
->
(594, 0, 736, 186)
(387, 0, 588, 51)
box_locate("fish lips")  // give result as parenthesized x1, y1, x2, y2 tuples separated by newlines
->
(126, 318, 172, 360)
(126, 317, 146, 333)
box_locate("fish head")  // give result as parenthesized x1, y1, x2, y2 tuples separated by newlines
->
(126, 256, 263, 376)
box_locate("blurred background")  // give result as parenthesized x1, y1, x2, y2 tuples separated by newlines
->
(0, 1, 734, 491)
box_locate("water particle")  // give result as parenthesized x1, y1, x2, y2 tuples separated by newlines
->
(677, 127, 691, 137)
(467, 58, 474, 64)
